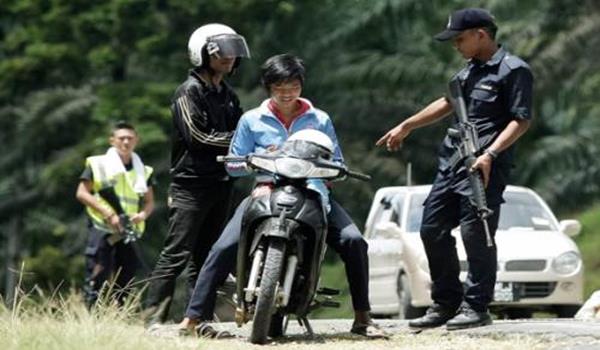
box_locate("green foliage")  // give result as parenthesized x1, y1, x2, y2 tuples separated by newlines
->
(312, 255, 354, 319)
(22, 246, 84, 291)
(574, 204, 600, 297)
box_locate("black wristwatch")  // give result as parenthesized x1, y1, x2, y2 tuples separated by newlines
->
(485, 148, 499, 160)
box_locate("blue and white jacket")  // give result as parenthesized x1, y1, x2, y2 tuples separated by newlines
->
(226, 98, 345, 211)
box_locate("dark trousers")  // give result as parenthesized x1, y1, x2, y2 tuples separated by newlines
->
(145, 183, 234, 321)
(84, 226, 139, 306)
(185, 196, 370, 321)
(420, 174, 502, 312)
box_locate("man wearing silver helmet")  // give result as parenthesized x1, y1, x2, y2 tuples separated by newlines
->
(144, 23, 250, 324)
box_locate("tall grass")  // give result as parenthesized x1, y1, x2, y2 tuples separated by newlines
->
(0, 281, 201, 350)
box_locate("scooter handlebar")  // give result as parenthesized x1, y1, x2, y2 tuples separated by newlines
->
(216, 155, 248, 163)
(346, 170, 371, 182)
(216, 154, 371, 181)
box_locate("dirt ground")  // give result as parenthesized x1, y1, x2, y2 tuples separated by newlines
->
(148, 318, 600, 350)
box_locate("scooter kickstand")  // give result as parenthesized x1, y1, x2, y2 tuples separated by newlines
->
(299, 316, 315, 338)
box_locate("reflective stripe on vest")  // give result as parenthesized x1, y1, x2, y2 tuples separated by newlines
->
(85, 155, 153, 234)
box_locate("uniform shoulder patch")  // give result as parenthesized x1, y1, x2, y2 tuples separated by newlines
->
(503, 54, 530, 70)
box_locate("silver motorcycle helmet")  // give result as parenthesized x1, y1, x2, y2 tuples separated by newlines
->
(282, 129, 335, 160)
(188, 23, 250, 67)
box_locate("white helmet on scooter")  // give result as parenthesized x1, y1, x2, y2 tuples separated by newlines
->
(285, 129, 335, 160)
(188, 23, 250, 67)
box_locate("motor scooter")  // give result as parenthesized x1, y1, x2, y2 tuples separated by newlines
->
(218, 136, 370, 344)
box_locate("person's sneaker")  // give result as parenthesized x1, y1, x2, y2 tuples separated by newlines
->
(445, 304, 492, 330)
(408, 304, 457, 329)
(350, 321, 390, 339)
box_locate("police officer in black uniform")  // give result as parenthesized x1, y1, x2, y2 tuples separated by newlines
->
(377, 8, 533, 330)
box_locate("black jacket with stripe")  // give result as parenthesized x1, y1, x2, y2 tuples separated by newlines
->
(170, 69, 243, 185)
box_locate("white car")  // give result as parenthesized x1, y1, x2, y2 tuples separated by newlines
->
(365, 185, 584, 319)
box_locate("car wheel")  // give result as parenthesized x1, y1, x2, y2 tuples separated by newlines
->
(555, 305, 580, 318)
(397, 274, 426, 319)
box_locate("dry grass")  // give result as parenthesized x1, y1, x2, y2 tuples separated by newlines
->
(0, 280, 203, 350)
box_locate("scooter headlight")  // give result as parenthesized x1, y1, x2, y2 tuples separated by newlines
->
(275, 158, 313, 178)
(552, 251, 581, 275)
(275, 158, 341, 179)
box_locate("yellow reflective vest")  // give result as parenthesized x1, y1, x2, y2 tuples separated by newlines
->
(85, 155, 153, 235)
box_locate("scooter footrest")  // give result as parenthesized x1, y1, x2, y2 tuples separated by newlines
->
(316, 287, 340, 296)
(320, 300, 341, 308)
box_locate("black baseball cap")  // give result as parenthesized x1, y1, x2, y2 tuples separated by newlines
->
(434, 8, 496, 41)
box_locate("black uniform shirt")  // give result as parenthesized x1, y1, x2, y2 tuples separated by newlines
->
(438, 46, 533, 173)
(432, 47, 533, 204)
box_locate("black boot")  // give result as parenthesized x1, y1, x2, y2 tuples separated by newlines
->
(408, 304, 457, 329)
(446, 304, 492, 330)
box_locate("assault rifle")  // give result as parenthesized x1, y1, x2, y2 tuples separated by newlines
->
(446, 79, 494, 248)
(98, 187, 140, 245)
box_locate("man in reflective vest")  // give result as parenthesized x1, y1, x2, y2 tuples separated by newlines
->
(76, 121, 155, 307)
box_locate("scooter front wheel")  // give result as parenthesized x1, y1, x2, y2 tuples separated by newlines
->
(250, 239, 286, 344)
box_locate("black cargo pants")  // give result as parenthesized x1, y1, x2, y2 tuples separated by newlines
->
(420, 170, 503, 312)
(145, 182, 234, 321)
(84, 226, 138, 306)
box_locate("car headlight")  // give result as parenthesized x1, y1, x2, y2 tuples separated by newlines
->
(551, 251, 581, 275)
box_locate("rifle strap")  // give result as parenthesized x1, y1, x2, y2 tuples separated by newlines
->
(448, 151, 463, 170)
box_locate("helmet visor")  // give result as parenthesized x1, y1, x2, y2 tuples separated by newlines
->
(207, 34, 250, 59)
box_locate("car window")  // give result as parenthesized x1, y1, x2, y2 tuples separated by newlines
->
(407, 193, 428, 232)
(390, 194, 404, 228)
(498, 192, 558, 231)
(370, 193, 404, 238)
(404, 190, 558, 233)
